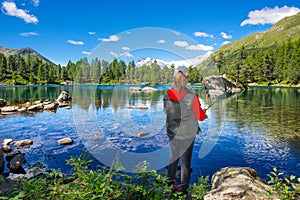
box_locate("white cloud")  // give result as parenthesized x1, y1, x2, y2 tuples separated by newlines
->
(110, 51, 118, 57)
(194, 31, 214, 38)
(174, 40, 189, 47)
(82, 51, 91, 55)
(122, 46, 130, 51)
(222, 41, 231, 46)
(120, 51, 134, 58)
(1, 1, 39, 24)
(32, 0, 40, 7)
(220, 32, 232, 39)
(20, 31, 39, 36)
(88, 32, 96, 35)
(157, 39, 166, 44)
(67, 40, 84, 45)
(109, 50, 133, 58)
(241, 6, 300, 26)
(99, 35, 120, 42)
(186, 44, 214, 51)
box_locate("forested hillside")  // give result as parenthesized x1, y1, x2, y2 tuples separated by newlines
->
(197, 13, 300, 86)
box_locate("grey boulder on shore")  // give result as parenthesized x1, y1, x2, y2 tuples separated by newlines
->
(202, 75, 243, 96)
(204, 167, 279, 200)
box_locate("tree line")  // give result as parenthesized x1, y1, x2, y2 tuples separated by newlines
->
(0, 54, 202, 85)
(0, 38, 299, 86)
(213, 39, 300, 86)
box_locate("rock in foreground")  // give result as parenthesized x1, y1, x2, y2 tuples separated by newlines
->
(204, 167, 278, 200)
(8, 153, 26, 170)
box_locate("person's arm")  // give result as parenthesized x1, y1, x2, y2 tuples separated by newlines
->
(191, 95, 206, 121)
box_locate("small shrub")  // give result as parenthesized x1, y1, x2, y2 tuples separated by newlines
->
(267, 167, 300, 200)
(190, 175, 210, 200)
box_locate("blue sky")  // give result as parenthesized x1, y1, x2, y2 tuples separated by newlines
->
(1, 0, 299, 66)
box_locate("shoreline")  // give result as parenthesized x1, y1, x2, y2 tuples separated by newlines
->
(0, 83, 299, 88)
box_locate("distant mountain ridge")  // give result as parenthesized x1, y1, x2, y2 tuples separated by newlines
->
(135, 52, 212, 68)
(0, 46, 54, 64)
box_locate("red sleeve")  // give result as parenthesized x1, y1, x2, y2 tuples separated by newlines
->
(192, 95, 206, 121)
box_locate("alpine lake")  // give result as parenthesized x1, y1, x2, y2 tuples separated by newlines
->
(0, 85, 299, 183)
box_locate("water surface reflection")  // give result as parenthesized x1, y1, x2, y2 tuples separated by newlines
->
(0, 86, 299, 181)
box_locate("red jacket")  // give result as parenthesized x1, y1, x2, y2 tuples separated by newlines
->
(164, 87, 206, 140)
(167, 88, 206, 121)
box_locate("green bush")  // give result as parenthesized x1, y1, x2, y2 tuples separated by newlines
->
(267, 167, 300, 200)
(0, 153, 210, 200)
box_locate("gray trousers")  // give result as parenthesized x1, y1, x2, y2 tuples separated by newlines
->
(167, 137, 195, 194)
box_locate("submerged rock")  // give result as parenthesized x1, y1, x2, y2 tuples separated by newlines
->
(58, 137, 73, 145)
(5, 151, 22, 162)
(127, 104, 148, 109)
(204, 167, 278, 200)
(93, 134, 99, 142)
(135, 132, 149, 138)
(8, 153, 26, 170)
(12, 139, 33, 148)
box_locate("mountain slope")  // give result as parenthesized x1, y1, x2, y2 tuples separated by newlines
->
(0, 46, 54, 64)
(198, 12, 300, 73)
(219, 12, 300, 53)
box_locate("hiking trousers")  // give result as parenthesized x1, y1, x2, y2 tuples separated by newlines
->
(167, 137, 195, 194)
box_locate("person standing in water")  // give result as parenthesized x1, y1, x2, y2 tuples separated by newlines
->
(163, 66, 207, 196)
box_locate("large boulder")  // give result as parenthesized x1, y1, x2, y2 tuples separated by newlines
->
(1, 106, 19, 113)
(8, 153, 26, 171)
(204, 167, 278, 200)
(5, 151, 22, 162)
(202, 75, 243, 96)
(56, 91, 72, 103)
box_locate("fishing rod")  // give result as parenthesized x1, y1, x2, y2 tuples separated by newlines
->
(203, 94, 226, 111)
(204, 100, 217, 111)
